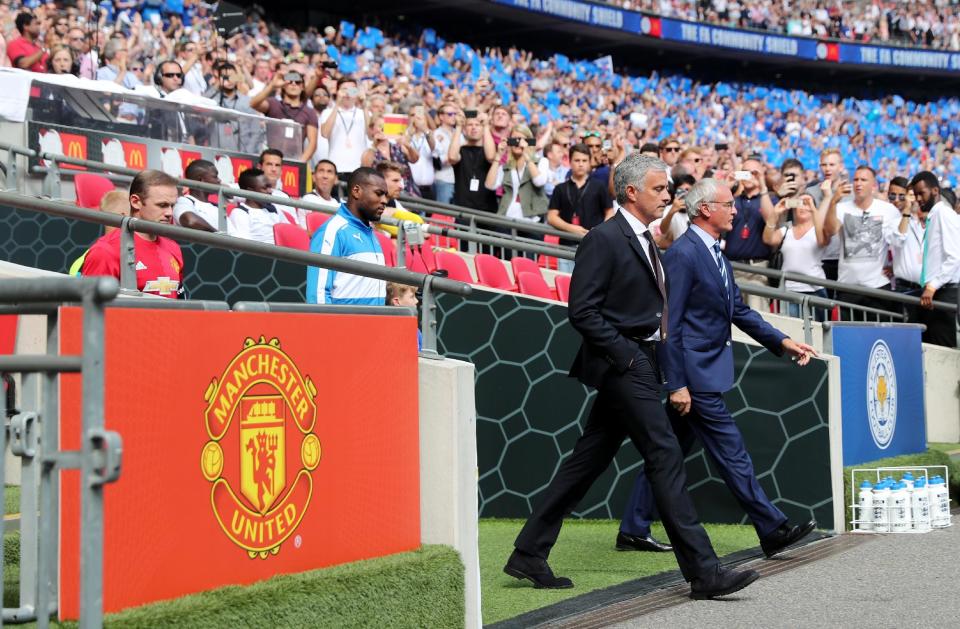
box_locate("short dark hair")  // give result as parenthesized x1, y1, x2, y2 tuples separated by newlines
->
(909, 171, 939, 191)
(15, 12, 34, 35)
(855, 165, 877, 179)
(780, 158, 803, 172)
(238, 168, 265, 190)
(129, 169, 178, 200)
(889, 176, 909, 190)
(337, 76, 357, 89)
(314, 159, 337, 174)
(259, 148, 283, 164)
(184, 159, 216, 181)
(347, 167, 383, 191)
(375, 161, 403, 177)
(672, 173, 696, 190)
(658, 136, 680, 150)
(569, 143, 591, 160)
(639, 142, 660, 154)
(941, 188, 957, 209)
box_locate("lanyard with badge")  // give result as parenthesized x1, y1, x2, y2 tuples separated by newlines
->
(338, 109, 358, 148)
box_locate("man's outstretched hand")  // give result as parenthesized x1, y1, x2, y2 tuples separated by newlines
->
(669, 387, 692, 416)
(782, 338, 817, 366)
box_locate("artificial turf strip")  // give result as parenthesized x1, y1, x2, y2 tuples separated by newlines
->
(479, 518, 759, 624)
(5, 485, 20, 516)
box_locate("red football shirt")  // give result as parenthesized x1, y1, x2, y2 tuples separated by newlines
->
(81, 230, 184, 299)
(6, 37, 48, 73)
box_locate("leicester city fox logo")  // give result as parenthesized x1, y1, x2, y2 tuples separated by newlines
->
(201, 337, 322, 558)
(866, 340, 897, 450)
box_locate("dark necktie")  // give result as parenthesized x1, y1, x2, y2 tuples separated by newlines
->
(713, 242, 730, 300)
(643, 231, 667, 339)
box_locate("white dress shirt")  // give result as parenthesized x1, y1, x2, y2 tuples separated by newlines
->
(887, 215, 924, 285)
(922, 200, 960, 289)
(619, 208, 664, 341)
(173, 194, 221, 231)
(228, 202, 286, 244)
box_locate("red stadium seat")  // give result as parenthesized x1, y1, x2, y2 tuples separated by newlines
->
(538, 234, 560, 270)
(225, 203, 237, 217)
(510, 256, 543, 289)
(406, 251, 429, 274)
(435, 251, 473, 283)
(554, 274, 571, 303)
(404, 243, 436, 272)
(306, 211, 331, 236)
(74, 173, 116, 209)
(517, 271, 553, 299)
(272, 223, 309, 251)
(474, 254, 515, 291)
(282, 210, 297, 225)
(375, 232, 397, 267)
(429, 213, 459, 249)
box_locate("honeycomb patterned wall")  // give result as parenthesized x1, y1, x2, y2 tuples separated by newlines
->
(436, 289, 834, 526)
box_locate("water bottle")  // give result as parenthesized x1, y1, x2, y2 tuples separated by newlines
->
(890, 482, 910, 532)
(912, 477, 931, 532)
(930, 476, 951, 528)
(856, 481, 874, 531)
(901, 472, 915, 490)
(873, 481, 891, 532)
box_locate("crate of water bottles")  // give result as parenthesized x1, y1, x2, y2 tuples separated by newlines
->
(850, 466, 951, 533)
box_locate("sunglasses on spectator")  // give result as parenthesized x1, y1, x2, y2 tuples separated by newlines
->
(162, 72, 184, 79)
(888, 193, 907, 200)
(583, 131, 601, 138)
(663, 146, 681, 152)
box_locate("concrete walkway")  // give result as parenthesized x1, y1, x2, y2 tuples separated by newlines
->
(607, 515, 957, 628)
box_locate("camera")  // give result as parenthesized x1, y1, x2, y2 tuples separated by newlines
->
(464, 110, 478, 119)
(734, 170, 752, 181)
(506, 138, 522, 147)
(321, 60, 338, 69)
(715, 143, 728, 151)
(785, 198, 803, 209)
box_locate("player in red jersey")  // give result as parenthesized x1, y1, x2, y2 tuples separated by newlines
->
(82, 170, 185, 298)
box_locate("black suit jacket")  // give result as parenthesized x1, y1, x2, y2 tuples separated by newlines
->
(568, 211, 667, 388)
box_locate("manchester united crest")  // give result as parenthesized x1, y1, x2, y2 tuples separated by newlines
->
(201, 337, 322, 558)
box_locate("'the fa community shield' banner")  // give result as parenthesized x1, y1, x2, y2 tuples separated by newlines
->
(58, 307, 420, 619)
(826, 323, 926, 465)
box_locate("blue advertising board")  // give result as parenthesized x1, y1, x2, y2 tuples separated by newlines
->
(491, 0, 960, 73)
(827, 324, 926, 465)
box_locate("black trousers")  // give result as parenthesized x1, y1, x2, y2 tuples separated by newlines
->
(835, 284, 893, 321)
(513, 346, 719, 582)
(917, 285, 958, 348)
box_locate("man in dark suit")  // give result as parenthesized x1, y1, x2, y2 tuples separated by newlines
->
(620, 177, 818, 558)
(504, 154, 760, 600)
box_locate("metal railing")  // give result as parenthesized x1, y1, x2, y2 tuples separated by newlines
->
(0, 191, 472, 356)
(0, 276, 122, 628)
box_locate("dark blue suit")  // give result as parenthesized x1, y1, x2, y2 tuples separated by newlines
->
(621, 225, 789, 539)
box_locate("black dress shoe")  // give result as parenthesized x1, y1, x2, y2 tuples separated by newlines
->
(503, 549, 574, 589)
(615, 531, 673, 552)
(760, 519, 816, 558)
(689, 565, 760, 600)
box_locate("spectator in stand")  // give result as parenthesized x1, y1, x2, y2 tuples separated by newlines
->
(173, 159, 221, 232)
(547, 143, 613, 272)
(725, 157, 777, 310)
(319, 77, 368, 174)
(306, 167, 388, 305)
(639, 143, 660, 158)
(66, 27, 95, 78)
(449, 112, 496, 214)
(910, 171, 960, 347)
(257, 148, 298, 225)
(432, 102, 461, 205)
(538, 141, 570, 197)
(309, 85, 332, 167)
(376, 160, 410, 213)
(46, 45, 74, 75)
(581, 131, 610, 185)
(81, 170, 183, 299)
(175, 41, 207, 95)
(806, 148, 844, 283)
(8, 12, 48, 72)
(204, 61, 260, 150)
(407, 106, 436, 200)
(824, 166, 901, 318)
(763, 195, 830, 320)
(385, 282, 423, 351)
(249, 58, 273, 95)
(302, 159, 342, 211)
(487, 105, 514, 158)
(677, 147, 706, 181)
(96, 36, 141, 88)
(887, 176, 923, 323)
(659, 137, 683, 167)
(229, 167, 287, 245)
(250, 69, 318, 163)
(361, 116, 420, 197)
(485, 125, 549, 245)
(651, 173, 697, 248)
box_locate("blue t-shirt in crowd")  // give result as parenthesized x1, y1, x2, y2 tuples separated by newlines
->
(724, 193, 777, 261)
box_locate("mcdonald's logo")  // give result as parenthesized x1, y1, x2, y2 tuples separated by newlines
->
(121, 141, 147, 170)
(283, 171, 296, 187)
(66, 141, 84, 159)
(58, 132, 87, 171)
(280, 165, 300, 196)
(232, 157, 253, 182)
(128, 148, 145, 168)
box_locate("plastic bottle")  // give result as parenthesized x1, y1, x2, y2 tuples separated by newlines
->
(873, 481, 891, 533)
(901, 472, 915, 490)
(912, 477, 931, 532)
(890, 482, 910, 532)
(857, 481, 874, 531)
(930, 476, 951, 528)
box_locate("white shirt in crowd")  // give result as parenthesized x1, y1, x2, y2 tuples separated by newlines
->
(173, 194, 222, 231)
(301, 191, 342, 210)
(920, 199, 960, 289)
(778, 223, 826, 293)
(320, 106, 366, 173)
(182, 63, 207, 96)
(649, 205, 689, 242)
(537, 157, 569, 197)
(408, 132, 435, 188)
(432, 126, 456, 184)
(834, 198, 900, 288)
(490, 164, 548, 222)
(228, 202, 287, 244)
(886, 215, 925, 285)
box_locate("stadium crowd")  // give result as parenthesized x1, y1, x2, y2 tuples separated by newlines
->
(2, 1, 958, 345)
(611, 0, 960, 50)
